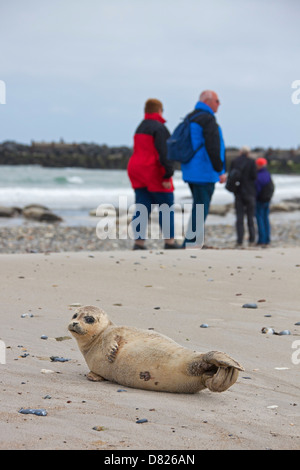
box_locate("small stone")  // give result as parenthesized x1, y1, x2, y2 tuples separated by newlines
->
(136, 419, 148, 424)
(19, 408, 47, 416)
(243, 303, 257, 309)
(200, 324, 209, 328)
(50, 356, 70, 362)
(40, 335, 48, 340)
(92, 426, 105, 431)
(278, 330, 291, 336)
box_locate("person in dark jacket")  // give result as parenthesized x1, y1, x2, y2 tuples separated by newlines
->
(181, 90, 226, 247)
(127, 99, 180, 250)
(255, 158, 273, 246)
(230, 146, 257, 247)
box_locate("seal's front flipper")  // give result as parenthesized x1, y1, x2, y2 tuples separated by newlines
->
(200, 350, 244, 392)
(106, 335, 122, 363)
(86, 371, 105, 382)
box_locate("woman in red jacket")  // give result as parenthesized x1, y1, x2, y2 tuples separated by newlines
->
(127, 99, 179, 249)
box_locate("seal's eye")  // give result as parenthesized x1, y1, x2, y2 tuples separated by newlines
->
(84, 316, 95, 324)
(72, 313, 78, 319)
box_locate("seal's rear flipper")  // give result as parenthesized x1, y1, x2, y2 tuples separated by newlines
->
(202, 350, 244, 371)
(200, 351, 244, 393)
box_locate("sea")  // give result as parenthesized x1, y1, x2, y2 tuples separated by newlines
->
(0, 165, 299, 227)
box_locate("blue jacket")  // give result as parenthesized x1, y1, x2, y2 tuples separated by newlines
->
(181, 102, 226, 184)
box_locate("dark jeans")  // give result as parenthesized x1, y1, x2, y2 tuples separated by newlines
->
(235, 193, 256, 244)
(183, 182, 215, 246)
(256, 201, 270, 245)
(132, 188, 175, 240)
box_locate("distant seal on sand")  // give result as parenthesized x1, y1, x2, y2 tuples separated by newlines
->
(68, 306, 244, 393)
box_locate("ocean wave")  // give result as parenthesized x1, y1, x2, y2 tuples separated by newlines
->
(0, 169, 299, 212)
(0, 187, 135, 210)
(54, 176, 84, 185)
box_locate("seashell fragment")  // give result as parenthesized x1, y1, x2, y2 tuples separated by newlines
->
(261, 327, 275, 335)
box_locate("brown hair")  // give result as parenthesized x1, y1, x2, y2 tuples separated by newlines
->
(144, 98, 163, 114)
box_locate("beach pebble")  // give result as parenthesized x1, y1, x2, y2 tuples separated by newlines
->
(242, 303, 257, 309)
(267, 405, 278, 410)
(278, 330, 291, 336)
(40, 335, 48, 340)
(92, 426, 105, 431)
(295, 322, 300, 326)
(117, 389, 127, 392)
(21, 313, 34, 318)
(200, 324, 209, 328)
(136, 419, 148, 424)
(18, 408, 47, 416)
(50, 356, 70, 362)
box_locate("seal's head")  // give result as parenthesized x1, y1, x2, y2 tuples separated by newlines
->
(68, 306, 112, 342)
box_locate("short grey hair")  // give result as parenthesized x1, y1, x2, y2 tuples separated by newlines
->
(239, 145, 251, 155)
(199, 90, 214, 102)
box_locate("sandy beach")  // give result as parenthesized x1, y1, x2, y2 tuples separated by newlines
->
(0, 245, 299, 451)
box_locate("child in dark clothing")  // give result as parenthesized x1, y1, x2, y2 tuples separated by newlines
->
(255, 158, 274, 246)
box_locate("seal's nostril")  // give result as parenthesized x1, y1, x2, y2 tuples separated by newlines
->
(72, 322, 78, 327)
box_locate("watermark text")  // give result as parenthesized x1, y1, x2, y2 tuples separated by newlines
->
(292, 340, 300, 365)
(291, 80, 300, 104)
(0, 80, 6, 104)
(95, 197, 204, 248)
(0, 340, 6, 364)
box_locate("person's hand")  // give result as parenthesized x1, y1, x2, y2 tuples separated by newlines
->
(162, 181, 172, 189)
(219, 173, 227, 184)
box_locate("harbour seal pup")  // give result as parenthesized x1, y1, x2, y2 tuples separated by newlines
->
(68, 306, 244, 394)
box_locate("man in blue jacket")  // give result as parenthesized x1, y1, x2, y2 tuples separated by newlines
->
(181, 90, 226, 247)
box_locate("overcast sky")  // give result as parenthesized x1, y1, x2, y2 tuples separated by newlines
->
(0, 0, 299, 148)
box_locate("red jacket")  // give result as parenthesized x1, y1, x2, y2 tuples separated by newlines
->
(127, 113, 174, 192)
